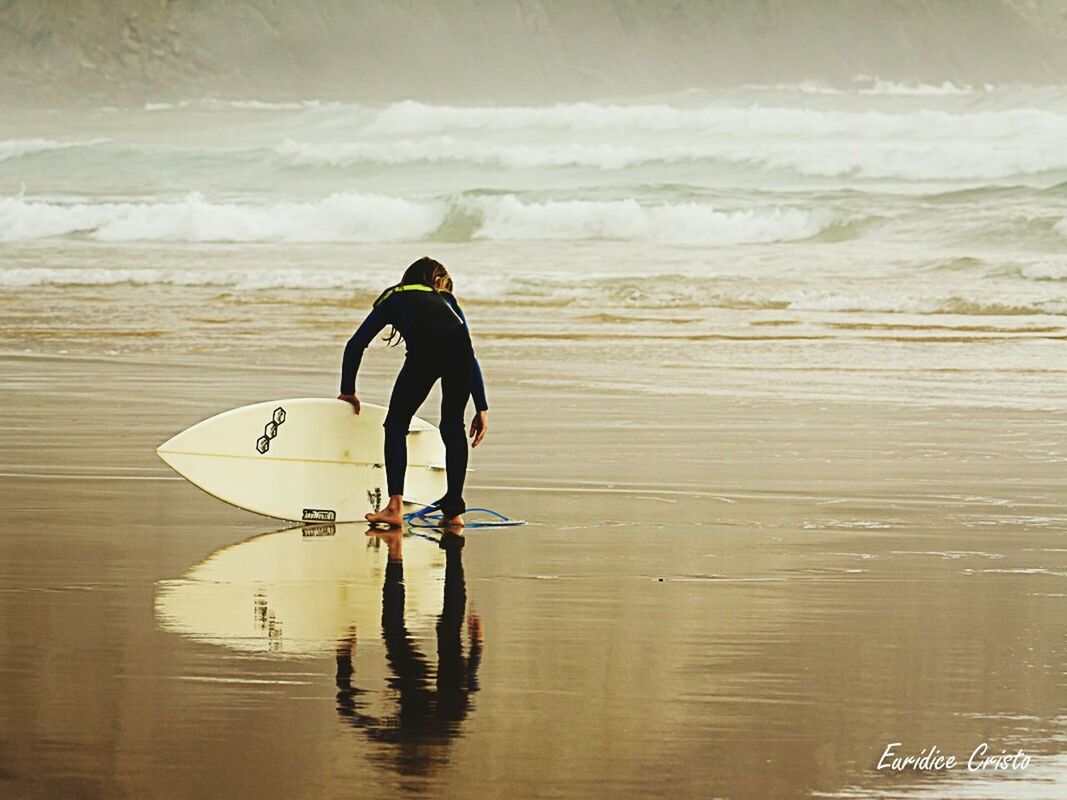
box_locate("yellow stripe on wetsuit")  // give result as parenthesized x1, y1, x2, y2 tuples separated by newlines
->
(373, 283, 435, 307)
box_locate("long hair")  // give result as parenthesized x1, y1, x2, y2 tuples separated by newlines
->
(376, 257, 451, 347)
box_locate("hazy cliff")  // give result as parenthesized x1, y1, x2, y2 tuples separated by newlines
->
(2, 0, 1067, 106)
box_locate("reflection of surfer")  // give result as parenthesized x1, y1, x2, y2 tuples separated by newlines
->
(335, 530, 482, 762)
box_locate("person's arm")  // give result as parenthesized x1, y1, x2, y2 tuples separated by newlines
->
(470, 356, 488, 412)
(339, 304, 388, 396)
(444, 295, 488, 411)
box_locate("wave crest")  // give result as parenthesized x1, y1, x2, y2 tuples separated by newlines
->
(0, 192, 444, 243)
(471, 197, 830, 245)
(0, 193, 832, 246)
(0, 138, 109, 162)
(272, 101, 1067, 179)
(1021, 261, 1067, 281)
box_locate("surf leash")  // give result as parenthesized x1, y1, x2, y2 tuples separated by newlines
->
(404, 502, 526, 528)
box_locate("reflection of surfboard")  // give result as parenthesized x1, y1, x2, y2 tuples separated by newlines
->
(155, 523, 445, 655)
(156, 398, 446, 522)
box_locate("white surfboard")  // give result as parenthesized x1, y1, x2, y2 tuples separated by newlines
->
(155, 523, 447, 656)
(156, 398, 446, 522)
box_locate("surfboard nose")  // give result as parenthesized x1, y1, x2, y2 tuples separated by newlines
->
(155, 434, 177, 456)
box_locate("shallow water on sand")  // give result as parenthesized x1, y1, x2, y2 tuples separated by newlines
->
(1, 352, 1064, 799)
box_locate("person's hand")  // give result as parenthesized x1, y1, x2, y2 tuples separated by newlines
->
(338, 392, 360, 414)
(469, 410, 488, 447)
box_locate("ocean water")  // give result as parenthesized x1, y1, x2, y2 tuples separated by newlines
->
(3, 79, 1067, 800)
(1, 80, 1066, 409)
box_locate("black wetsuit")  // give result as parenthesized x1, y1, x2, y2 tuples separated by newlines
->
(340, 287, 487, 517)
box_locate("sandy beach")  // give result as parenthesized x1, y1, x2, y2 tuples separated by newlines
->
(1, 272, 1064, 798)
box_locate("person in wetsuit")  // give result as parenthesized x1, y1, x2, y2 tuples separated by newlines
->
(338, 257, 488, 527)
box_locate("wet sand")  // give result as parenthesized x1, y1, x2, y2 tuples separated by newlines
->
(1, 339, 1065, 799)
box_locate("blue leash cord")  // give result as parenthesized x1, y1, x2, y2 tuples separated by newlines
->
(403, 503, 526, 528)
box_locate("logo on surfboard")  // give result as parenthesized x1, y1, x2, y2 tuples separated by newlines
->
(255, 406, 287, 454)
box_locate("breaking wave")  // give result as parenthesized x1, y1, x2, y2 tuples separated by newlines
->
(1021, 261, 1067, 280)
(0, 193, 833, 245)
(0, 138, 109, 162)
(275, 100, 1067, 178)
(275, 134, 1067, 179)
(143, 99, 339, 112)
(469, 197, 828, 245)
(359, 100, 1062, 137)
(851, 76, 982, 96)
(741, 76, 987, 96)
(0, 192, 444, 243)
(7, 99, 1067, 181)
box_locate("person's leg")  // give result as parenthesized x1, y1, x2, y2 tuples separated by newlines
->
(368, 356, 438, 526)
(437, 334, 474, 525)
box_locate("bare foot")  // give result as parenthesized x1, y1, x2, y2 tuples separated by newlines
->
(366, 493, 404, 527)
(365, 508, 403, 527)
(438, 514, 464, 529)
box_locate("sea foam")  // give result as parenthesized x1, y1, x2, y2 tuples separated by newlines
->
(276, 133, 1067, 179)
(1021, 261, 1067, 280)
(471, 197, 829, 245)
(10, 100, 1067, 182)
(277, 137, 666, 170)
(0, 193, 445, 243)
(851, 76, 979, 96)
(0, 193, 831, 246)
(277, 101, 1067, 179)
(0, 266, 384, 291)
(360, 99, 1063, 138)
